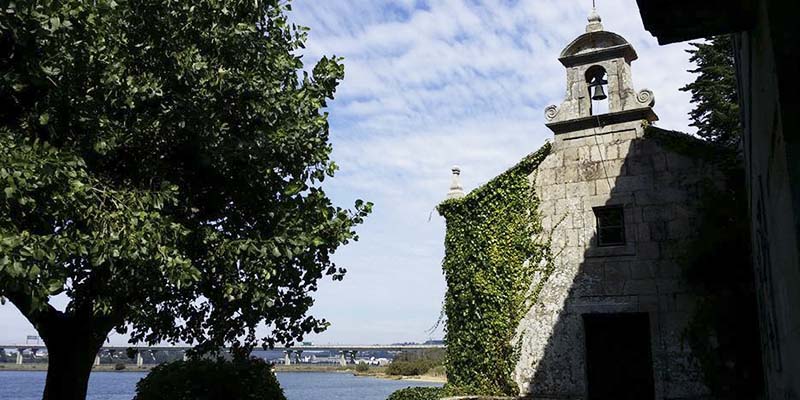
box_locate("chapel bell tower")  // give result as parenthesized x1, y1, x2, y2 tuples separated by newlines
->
(544, 7, 657, 136)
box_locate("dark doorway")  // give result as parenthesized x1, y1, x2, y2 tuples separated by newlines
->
(584, 313, 655, 400)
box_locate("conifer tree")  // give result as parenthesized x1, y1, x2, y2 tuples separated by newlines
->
(680, 36, 742, 148)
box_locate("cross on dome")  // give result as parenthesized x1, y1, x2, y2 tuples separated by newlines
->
(587, 1, 603, 32)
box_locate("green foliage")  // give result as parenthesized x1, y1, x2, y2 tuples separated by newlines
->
(114, 363, 126, 371)
(427, 365, 446, 377)
(393, 348, 445, 363)
(644, 126, 730, 162)
(134, 357, 285, 400)
(387, 349, 445, 376)
(387, 387, 444, 400)
(386, 360, 437, 376)
(355, 362, 369, 372)
(436, 144, 553, 395)
(386, 386, 469, 400)
(0, 0, 370, 357)
(680, 36, 742, 147)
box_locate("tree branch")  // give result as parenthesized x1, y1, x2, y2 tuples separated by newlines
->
(5, 288, 62, 339)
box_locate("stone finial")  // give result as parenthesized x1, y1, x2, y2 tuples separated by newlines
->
(447, 166, 465, 200)
(586, 6, 603, 32)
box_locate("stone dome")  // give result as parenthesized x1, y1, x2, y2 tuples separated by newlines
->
(559, 30, 638, 63)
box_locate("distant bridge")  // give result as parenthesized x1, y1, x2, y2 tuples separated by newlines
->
(0, 343, 445, 367)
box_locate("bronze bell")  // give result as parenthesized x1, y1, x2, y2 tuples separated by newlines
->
(591, 84, 607, 101)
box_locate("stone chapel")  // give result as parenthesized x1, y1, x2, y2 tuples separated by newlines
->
(442, 8, 721, 400)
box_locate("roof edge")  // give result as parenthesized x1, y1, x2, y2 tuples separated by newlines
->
(559, 31, 638, 65)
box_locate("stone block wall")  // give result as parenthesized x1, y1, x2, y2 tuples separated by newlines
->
(737, 1, 800, 395)
(514, 121, 716, 399)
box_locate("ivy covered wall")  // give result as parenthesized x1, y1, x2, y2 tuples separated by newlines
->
(437, 143, 553, 395)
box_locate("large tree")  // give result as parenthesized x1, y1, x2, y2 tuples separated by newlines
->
(0, 1, 370, 399)
(680, 35, 742, 147)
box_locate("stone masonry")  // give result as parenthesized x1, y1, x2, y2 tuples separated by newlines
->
(515, 122, 716, 399)
(510, 10, 714, 400)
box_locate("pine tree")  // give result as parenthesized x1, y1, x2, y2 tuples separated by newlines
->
(681, 35, 742, 148)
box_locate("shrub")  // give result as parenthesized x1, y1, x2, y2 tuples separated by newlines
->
(134, 357, 285, 400)
(387, 387, 445, 400)
(387, 386, 472, 400)
(427, 365, 446, 377)
(114, 363, 126, 371)
(386, 359, 437, 376)
(386, 349, 445, 376)
(355, 362, 370, 372)
(393, 349, 446, 363)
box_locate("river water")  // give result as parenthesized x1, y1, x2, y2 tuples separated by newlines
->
(0, 371, 442, 400)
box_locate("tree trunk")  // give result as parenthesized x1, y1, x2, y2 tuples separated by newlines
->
(36, 311, 111, 400)
(42, 336, 103, 400)
(6, 292, 117, 400)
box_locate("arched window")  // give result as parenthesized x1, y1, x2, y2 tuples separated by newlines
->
(585, 65, 609, 115)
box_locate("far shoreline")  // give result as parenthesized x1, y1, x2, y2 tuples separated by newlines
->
(0, 363, 447, 383)
(0, 364, 152, 373)
(275, 364, 446, 383)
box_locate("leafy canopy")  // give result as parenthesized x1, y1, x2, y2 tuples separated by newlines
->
(680, 35, 742, 148)
(0, 0, 370, 351)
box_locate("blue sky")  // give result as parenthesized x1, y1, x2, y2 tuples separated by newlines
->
(0, 0, 697, 345)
